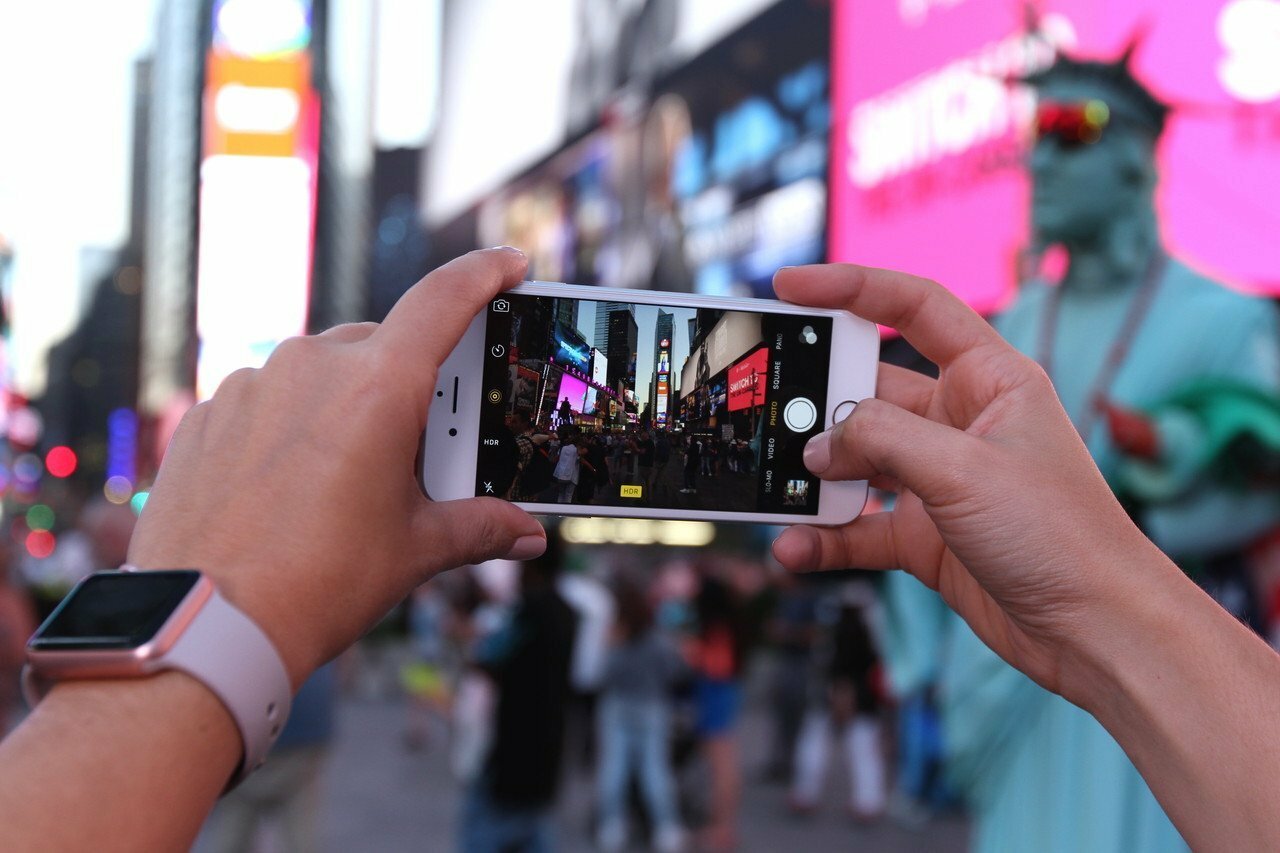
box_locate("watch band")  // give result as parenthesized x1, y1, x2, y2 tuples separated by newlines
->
(23, 569, 294, 789)
(164, 583, 294, 785)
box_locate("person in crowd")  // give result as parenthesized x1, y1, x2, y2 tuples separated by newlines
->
(1, 251, 1279, 853)
(874, 48, 1280, 853)
(556, 552, 616, 769)
(760, 571, 819, 783)
(789, 581, 887, 821)
(205, 664, 337, 853)
(633, 430, 656, 498)
(610, 433, 626, 482)
(448, 565, 515, 784)
(505, 408, 550, 502)
(652, 431, 672, 499)
(0, 545, 34, 733)
(586, 434, 611, 499)
(558, 396, 575, 429)
(595, 577, 687, 853)
(552, 434, 582, 504)
(400, 582, 453, 752)
(680, 435, 700, 495)
(689, 573, 748, 851)
(574, 437, 602, 503)
(460, 536, 579, 852)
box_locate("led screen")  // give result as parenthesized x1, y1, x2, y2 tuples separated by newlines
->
(830, 0, 1280, 314)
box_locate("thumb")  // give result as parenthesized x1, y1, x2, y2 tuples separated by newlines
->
(803, 397, 980, 505)
(412, 497, 547, 571)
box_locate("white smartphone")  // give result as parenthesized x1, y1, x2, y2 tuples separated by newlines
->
(421, 281, 879, 526)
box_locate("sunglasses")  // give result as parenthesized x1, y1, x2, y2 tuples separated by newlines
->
(1035, 99, 1111, 148)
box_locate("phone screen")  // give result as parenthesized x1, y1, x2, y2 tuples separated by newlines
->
(476, 293, 833, 515)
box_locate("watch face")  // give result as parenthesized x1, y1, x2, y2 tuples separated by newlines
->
(30, 570, 202, 650)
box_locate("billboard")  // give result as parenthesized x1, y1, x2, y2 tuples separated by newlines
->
(552, 323, 591, 371)
(555, 372, 590, 414)
(682, 310, 765, 396)
(435, 3, 831, 299)
(196, 0, 320, 399)
(728, 347, 768, 411)
(830, 0, 1280, 315)
(590, 347, 608, 386)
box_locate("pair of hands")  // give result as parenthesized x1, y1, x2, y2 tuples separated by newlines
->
(128, 248, 1156, 703)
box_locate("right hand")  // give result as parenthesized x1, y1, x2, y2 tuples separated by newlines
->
(771, 264, 1174, 701)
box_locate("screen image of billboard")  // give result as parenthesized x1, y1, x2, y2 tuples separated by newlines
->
(830, 0, 1280, 314)
(590, 348, 609, 386)
(552, 323, 591, 371)
(728, 347, 768, 411)
(556, 373, 590, 414)
(435, 2, 831, 300)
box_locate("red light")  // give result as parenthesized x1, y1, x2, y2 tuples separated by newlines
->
(46, 446, 77, 478)
(26, 529, 55, 559)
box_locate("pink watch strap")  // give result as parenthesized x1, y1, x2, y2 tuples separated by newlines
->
(165, 584, 294, 786)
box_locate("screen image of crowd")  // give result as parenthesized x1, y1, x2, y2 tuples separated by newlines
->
(480, 294, 798, 513)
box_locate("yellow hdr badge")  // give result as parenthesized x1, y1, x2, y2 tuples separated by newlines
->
(620, 485, 643, 499)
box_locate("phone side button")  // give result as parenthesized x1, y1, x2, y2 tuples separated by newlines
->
(833, 400, 858, 423)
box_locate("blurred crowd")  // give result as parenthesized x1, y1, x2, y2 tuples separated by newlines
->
(6, 480, 1280, 853)
(354, 532, 943, 853)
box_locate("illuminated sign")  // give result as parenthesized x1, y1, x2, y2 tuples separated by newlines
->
(660, 338, 670, 348)
(728, 348, 768, 411)
(831, 0, 1280, 313)
(590, 347, 608, 386)
(658, 349, 670, 375)
(557, 338, 589, 367)
(196, 0, 318, 399)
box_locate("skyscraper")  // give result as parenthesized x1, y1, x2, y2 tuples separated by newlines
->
(606, 308, 639, 406)
(594, 301, 632, 354)
(650, 310, 673, 419)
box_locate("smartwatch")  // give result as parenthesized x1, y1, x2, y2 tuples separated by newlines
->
(23, 568, 293, 788)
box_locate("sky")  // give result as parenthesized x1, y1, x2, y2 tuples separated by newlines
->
(0, 1, 161, 395)
(577, 300, 696, 408)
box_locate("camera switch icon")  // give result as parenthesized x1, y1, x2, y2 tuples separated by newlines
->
(492, 299, 510, 313)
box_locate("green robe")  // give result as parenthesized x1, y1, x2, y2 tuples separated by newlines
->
(882, 258, 1280, 852)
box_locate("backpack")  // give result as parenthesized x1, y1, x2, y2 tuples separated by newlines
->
(517, 438, 554, 497)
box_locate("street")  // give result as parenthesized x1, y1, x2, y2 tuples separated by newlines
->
(198, 684, 970, 852)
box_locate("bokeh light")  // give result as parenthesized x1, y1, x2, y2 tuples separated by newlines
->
(25, 529, 55, 559)
(104, 475, 133, 504)
(46, 445, 78, 478)
(13, 453, 42, 484)
(25, 504, 54, 532)
(130, 490, 150, 516)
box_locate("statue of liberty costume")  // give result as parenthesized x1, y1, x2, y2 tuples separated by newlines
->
(881, 50, 1280, 852)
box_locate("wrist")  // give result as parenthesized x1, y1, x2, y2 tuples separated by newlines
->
(1053, 538, 1194, 717)
(124, 555, 312, 689)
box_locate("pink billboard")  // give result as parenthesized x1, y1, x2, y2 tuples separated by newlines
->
(830, 0, 1280, 319)
(555, 373, 590, 413)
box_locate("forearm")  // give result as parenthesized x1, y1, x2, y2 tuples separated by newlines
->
(0, 673, 240, 851)
(1069, 547, 1280, 851)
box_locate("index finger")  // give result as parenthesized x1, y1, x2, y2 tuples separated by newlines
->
(773, 264, 1004, 368)
(374, 247, 528, 369)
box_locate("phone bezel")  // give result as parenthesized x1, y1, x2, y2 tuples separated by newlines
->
(421, 281, 877, 526)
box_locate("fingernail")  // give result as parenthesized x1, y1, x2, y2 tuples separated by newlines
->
(489, 245, 526, 257)
(503, 534, 546, 561)
(804, 429, 833, 474)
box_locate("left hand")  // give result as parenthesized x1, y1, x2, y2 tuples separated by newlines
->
(127, 248, 547, 686)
